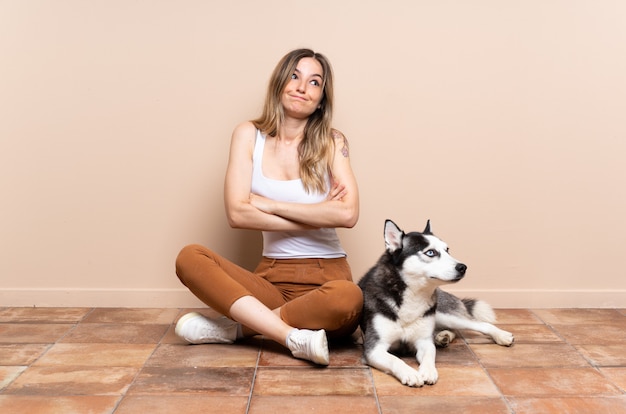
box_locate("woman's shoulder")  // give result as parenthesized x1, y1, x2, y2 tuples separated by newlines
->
(331, 128, 348, 142)
(233, 121, 258, 136)
(230, 121, 259, 145)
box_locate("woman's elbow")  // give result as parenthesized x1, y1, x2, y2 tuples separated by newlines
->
(340, 207, 359, 228)
(225, 199, 253, 229)
(225, 209, 245, 229)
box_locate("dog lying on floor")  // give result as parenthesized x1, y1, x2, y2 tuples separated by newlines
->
(357, 219, 514, 387)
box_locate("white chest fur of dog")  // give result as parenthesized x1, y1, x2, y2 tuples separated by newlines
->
(358, 220, 514, 387)
(368, 290, 439, 386)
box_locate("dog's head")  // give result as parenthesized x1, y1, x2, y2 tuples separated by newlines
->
(384, 219, 467, 286)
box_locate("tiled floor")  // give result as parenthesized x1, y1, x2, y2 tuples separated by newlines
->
(1, 307, 626, 413)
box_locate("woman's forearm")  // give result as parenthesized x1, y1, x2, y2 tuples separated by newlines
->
(249, 195, 358, 229)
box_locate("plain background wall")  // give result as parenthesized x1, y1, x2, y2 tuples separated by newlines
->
(1, 1, 625, 308)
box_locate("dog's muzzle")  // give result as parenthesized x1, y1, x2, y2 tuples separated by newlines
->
(454, 263, 467, 281)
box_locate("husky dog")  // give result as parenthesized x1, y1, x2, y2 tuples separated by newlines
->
(358, 219, 514, 387)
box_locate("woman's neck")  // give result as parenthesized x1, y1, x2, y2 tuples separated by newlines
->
(276, 119, 306, 144)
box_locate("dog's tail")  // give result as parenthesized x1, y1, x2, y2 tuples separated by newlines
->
(463, 298, 497, 323)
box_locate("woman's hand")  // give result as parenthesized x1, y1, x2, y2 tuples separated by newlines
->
(249, 193, 275, 215)
(327, 181, 347, 201)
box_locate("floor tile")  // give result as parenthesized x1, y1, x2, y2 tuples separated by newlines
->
(372, 366, 501, 396)
(127, 366, 254, 395)
(496, 309, 544, 324)
(159, 324, 186, 344)
(83, 308, 180, 324)
(575, 344, 626, 366)
(0, 366, 27, 390)
(116, 395, 249, 414)
(4, 366, 139, 395)
(433, 342, 479, 366)
(33, 343, 155, 367)
(248, 395, 379, 414)
(600, 367, 626, 392)
(259, 340, 320, 367)
(59, 323, 168, 344)
(378, 395, 511, 413)
(0, 324, 74, 344)
(259, 339, 365, 367)
(253, 367, 373, 396)
(488, 367, 622, 397)
(507, 396, 626, 414)
(471, 343, 590, 368)
(0, 344, 50, 365)
(533, 308, 626, 325)
(327, 340, 367, 367)
(0, 395, 120, 414)
(146, 343, 259, 368)
(0, 308, 92, 323)
(551, 323, 626, 344)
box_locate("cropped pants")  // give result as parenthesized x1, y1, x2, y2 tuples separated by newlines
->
(175, 244, 363, 338)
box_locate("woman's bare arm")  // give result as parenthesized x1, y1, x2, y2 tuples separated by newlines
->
(249, 130, 359, 229)
(223, 122, 315, 231)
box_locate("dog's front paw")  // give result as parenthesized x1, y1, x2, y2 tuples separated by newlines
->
(434, 330, 456, 348)
(395, 365, 424, 387)
(493, 329, 514, 346)
(418, 364, 438, 385)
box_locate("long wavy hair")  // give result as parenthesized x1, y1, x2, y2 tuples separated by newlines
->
(252, 48, 335, 194)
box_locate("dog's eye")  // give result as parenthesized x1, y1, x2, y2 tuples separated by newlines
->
(424, 250, 438, 257)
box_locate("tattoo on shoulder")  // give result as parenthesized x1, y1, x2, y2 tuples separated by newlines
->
(331, 129, 349, 158)
(341, 139, 349, 157)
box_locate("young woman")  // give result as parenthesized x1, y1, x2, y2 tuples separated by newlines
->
(175, 49, 362, 365)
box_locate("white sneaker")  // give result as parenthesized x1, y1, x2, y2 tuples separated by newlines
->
(175, 312, 238, 344)
(286, 329, 329, 366)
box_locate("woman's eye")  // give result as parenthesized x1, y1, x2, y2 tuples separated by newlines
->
(291, 73, 298, 80)
(310, 79, 320, 86)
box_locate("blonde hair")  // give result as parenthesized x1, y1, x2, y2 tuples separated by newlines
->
(252, 49, 335, 194)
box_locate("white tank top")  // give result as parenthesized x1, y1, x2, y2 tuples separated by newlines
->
(251, 129, 346, 258)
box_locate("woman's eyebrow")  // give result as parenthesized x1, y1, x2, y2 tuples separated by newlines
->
(295, 68, 323, 79)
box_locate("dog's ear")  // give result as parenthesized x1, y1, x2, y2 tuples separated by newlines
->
(423, 219, 432, 234)
(384, 219, 404, 252)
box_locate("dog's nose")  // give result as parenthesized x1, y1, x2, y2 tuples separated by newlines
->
(456, 263, 467, 275)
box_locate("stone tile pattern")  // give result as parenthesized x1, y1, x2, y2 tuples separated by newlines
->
(1, 307, 625, 413)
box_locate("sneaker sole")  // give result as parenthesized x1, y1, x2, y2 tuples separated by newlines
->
(312, 329, 330, 366)
(174, 312, 203, 342)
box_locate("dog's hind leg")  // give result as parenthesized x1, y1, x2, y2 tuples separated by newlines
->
(434, 329, 456, 347)
(436, 313, 514, 346)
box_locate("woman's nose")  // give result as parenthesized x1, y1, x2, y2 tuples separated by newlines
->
(296, 79, 306, 93)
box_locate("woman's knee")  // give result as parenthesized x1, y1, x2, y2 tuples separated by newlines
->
(326, 280, 363, 315)
(175, 244, 210, 284)
(324, 281, 363, 337)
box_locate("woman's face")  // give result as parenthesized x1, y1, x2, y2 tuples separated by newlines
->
(281, 57, 324, 120)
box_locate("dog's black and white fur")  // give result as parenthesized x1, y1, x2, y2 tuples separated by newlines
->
(358, 220, 514, 387)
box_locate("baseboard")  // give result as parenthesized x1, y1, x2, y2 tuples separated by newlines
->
(1, 288, 625, 308)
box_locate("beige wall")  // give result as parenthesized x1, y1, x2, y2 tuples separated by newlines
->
(2, 1, 625, 308)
